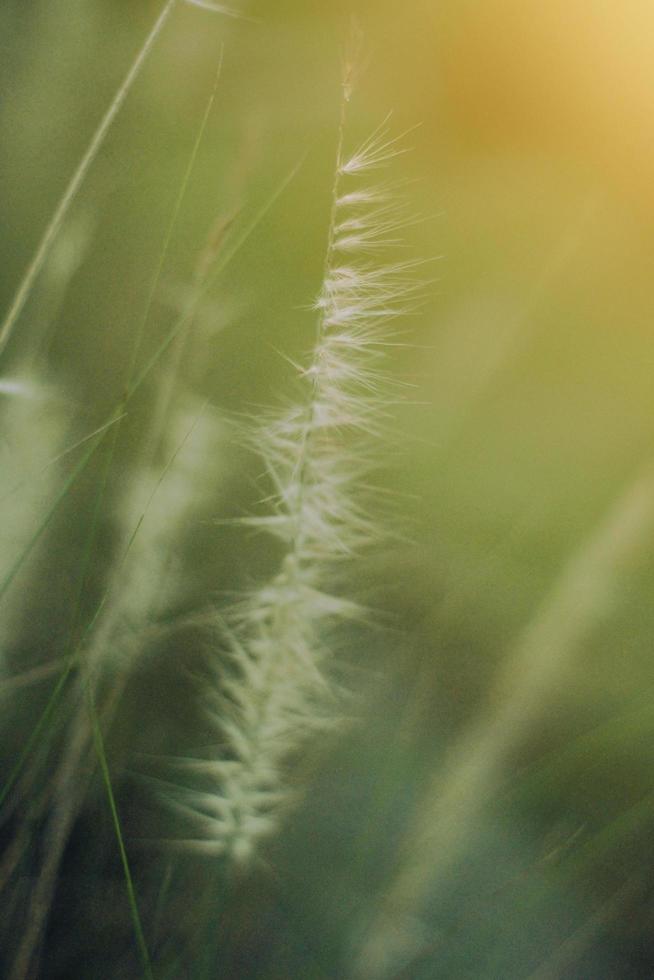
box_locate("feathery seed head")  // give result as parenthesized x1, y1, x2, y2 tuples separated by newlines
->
(165, 94, 422, 862)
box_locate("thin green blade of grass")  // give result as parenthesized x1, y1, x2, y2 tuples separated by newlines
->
(0, 155, 305, 815)
(124, 47, 224, 386)
(559, 787, 654, 883)
(0, 51, 222, 828)
(87, 683, 155, 980)
(54, 49, 226, 668)
(461, 791, 654, 980)
(0, 660, 68, 697)
(20, 431, 127, 886)
(4, 404, 215, 980)
(355, 465, 654, 980)
(0, 0, 178, 361)
(509, 688, 654, 811)
(0, 149, 304, 611)
(130, 150, 308, 396)
(0, 47, 225, 645)
(0, 411, 128, 507)
(0, 425, 115, 608)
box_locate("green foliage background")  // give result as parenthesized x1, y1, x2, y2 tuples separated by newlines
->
(3, 1, 654, 977)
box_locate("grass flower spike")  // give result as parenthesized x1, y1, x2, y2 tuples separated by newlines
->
(165, 60, 422, 864)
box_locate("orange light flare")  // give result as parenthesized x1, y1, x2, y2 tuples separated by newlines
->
(436, 0, 654, 213)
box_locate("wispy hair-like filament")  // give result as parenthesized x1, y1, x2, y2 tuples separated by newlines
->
(166, 64, 422, 863)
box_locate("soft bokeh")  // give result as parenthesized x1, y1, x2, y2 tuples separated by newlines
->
(2, 1, 654, 977)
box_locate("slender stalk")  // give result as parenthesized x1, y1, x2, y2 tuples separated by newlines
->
(4, 54, 224, 978)
(167, 49, 422, 863)
(88, 684, 155, 980)
(0, 0, 178, 360)
(0, 156, 304, 815)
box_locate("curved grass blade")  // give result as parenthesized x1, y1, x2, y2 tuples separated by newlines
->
(0, 0, 178, 361)
(0, 155, 306, 809)
(88, 684, 155, 980)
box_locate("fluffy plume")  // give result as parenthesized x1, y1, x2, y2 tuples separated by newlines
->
(165, 85, 422, 863)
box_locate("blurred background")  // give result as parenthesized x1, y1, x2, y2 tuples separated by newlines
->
(3, 0, 654, 977)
